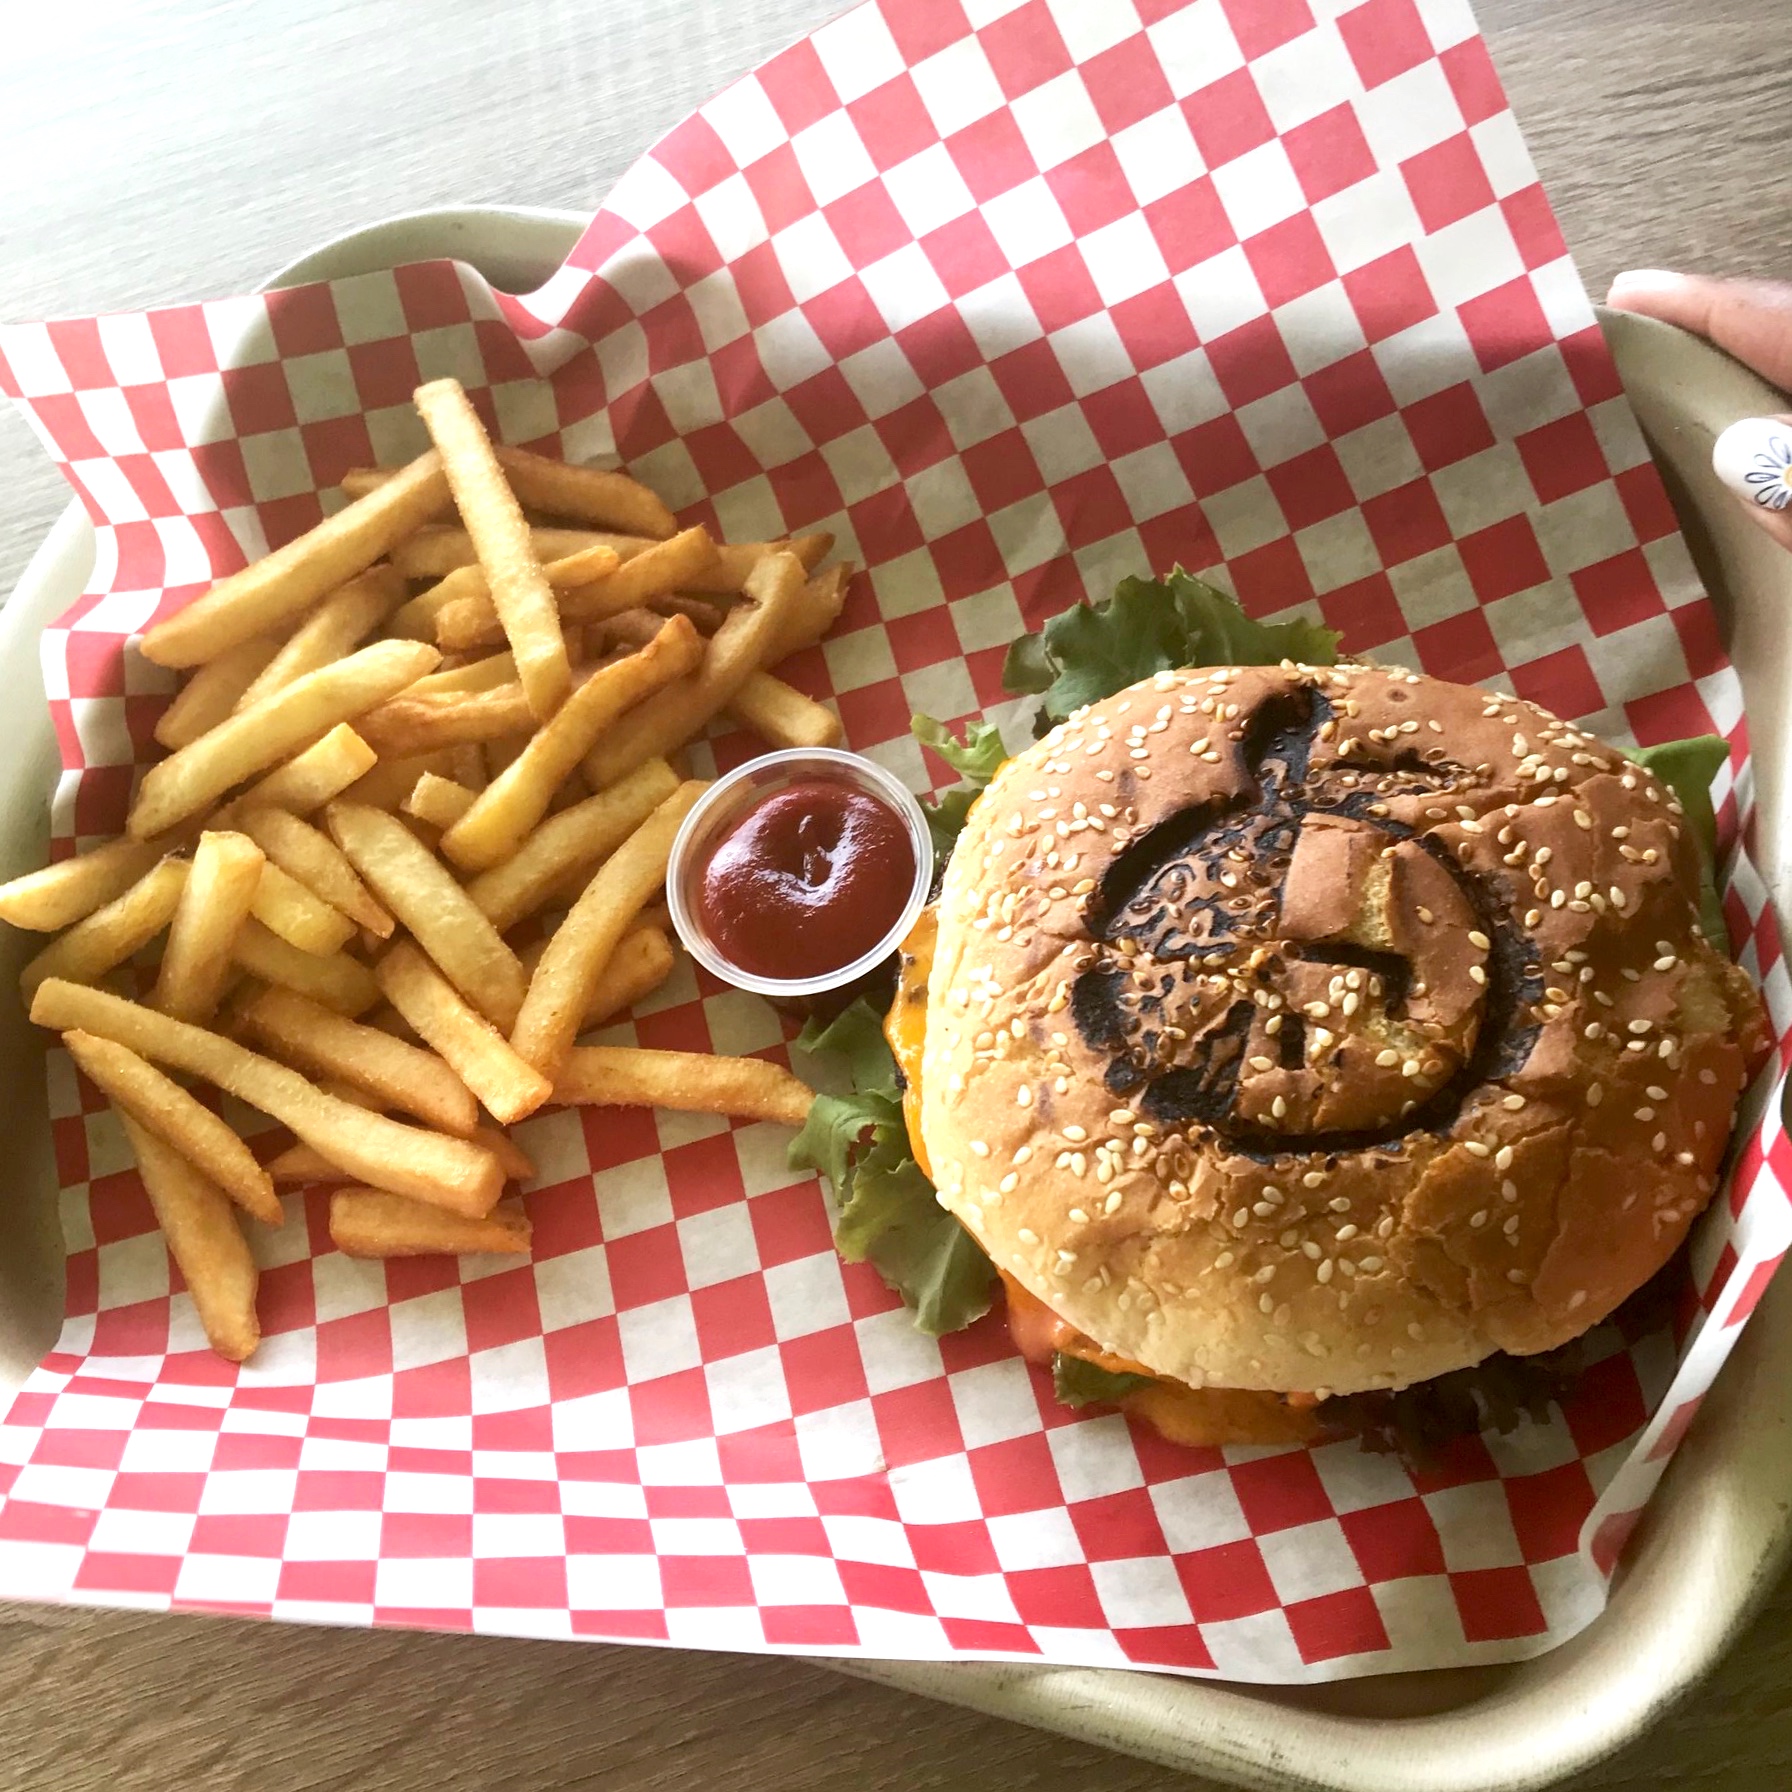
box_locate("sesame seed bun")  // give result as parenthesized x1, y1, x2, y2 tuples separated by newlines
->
(919, 663, 1763, 1398)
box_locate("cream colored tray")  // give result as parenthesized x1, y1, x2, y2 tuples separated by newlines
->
(3, 208, 1789, 1792)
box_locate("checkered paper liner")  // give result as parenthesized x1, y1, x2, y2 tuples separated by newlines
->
(0, 0, 1788, 1683)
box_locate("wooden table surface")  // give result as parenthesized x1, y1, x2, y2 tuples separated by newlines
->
(1, 2, 1789, 1787)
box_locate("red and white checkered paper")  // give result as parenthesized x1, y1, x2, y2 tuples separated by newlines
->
(1, 0, 1788, 1683)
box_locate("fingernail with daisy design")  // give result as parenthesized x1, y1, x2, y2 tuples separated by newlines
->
(1713, 416, 1792, 514)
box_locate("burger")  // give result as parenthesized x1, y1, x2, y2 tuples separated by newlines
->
(882, 659, 1765, 1449)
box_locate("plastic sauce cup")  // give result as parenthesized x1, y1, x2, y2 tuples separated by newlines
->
(665, 747, 935, 1001)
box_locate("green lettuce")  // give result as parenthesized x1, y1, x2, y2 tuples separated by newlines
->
(1622, 735, 1729, 947)
(1052, 1353, 1152, 1409)
(788, 999, 997, 1336)
(912, 714, 1007, 859)
(1002, 567, 1340, 729)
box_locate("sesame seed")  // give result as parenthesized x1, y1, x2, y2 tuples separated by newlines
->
(1587, 1084, 1604, 1107)
(1016, 1086, 1032, 1108)
(1105, 1191, 1122, 1215)
(1303, 1171, 1326, 1188)
(1336, 1223, 1359, 1241)
(1503, 1094, 1525, 1111)
(1465, 1140, 1492, 1158)
(1468, 931, 1491, 950)
(1508, 1269, 1528, 1284)
(970, 1140, 989, 1157)
(1317, 1260, 1335, 1284)
(1017, 1228, 1038, 1245)
(999, 1173, 1019, 1194)
(1469, 965, 1487, 985)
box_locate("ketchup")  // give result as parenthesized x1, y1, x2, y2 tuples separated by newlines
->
(695, 778, 914, 981)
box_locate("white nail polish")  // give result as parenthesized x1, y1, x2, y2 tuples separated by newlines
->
(1712, 417, 1792, 513)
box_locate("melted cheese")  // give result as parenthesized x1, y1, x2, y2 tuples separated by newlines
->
(884, 904, 936, 1184)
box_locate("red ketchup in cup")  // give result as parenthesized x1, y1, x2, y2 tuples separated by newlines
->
(666, 748, 935, 1000)
(694, 778, 914, 982)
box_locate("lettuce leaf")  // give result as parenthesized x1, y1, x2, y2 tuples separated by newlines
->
(1051, 1353, 1152, 1409)
(912, 714, 1007, 859)
(1003, 567, 1341, 728)
(789, 999, 997, 1336)
(1622, 735, 1729, 947)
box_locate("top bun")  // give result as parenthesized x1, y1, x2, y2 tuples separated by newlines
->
(920, 663, 1761, 1396)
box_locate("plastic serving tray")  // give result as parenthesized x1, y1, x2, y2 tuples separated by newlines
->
(3, 206, 1790, 1792)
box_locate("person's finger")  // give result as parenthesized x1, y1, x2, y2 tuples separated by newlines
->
(1711, 414, 1792, 553)
(1606, 271, 1792, 393)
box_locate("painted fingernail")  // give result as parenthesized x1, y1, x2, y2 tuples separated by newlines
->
(1712, 417, 1792, 514)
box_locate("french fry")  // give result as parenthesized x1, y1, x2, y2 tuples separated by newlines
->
(403, 773, 478, 831)
(0, 835, 178, 934)
(400, 546, 622, 648)
(775, 562, 852, 660)
(681, 531, 833, 596)
(581, 553, 805, 790)
(147, 831, 263, 1021)
(554, 1046, 814, 1128)
(464, 758, 680, 931)
(324, 803, 527, 1028)
(155, 637, 283, 749)
(15, 859, 186, 997)
(32, 980, 502, 1216)
(339, 749, 457, 813)
(139, 452, 451, 667)
(233, 565, 407, 712)
(231, 724, 377, 816)
(392, 524, 653, 581)
(229, 917, 380, 1016)
(476, 1124, 536, 1183)
(653, 594, 728, 634)
(450, 743, 489, 792)
(268, 1141, 349, 1184)
(555, 527, 720, 628)
(414, 378, 570, 721)
(63, 1030, 282, 1224)
(331, 1188, 530, 1258)
(491, 444, 676, 536)
(356, 679, 540, 757)
(483, 736, 529, 782)
(726, 672, 844, 750)
(120, 1114, 260, 1362)
(440, 616, 702, 873)
(128, 639, 441, 839)
(373, 942, 552, 1126)
(515, 924, 677, 1029)
(509, 781, 707, 1076)
(250, 861, 357, 956)
(268, 1120, 533, 1186)
(347, 450, 676, 539)
(234, 806, 393, 937)
(582, 925, 677, 1028)
(240, 985, 479, 1136)
(405, 651, 518, 699)
(546, 767, 589, 816)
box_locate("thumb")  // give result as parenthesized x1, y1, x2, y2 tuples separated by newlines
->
(1606, 272, 1792, 394)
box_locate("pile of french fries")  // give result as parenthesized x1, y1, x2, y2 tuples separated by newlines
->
(0, 378, 845, 1364)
